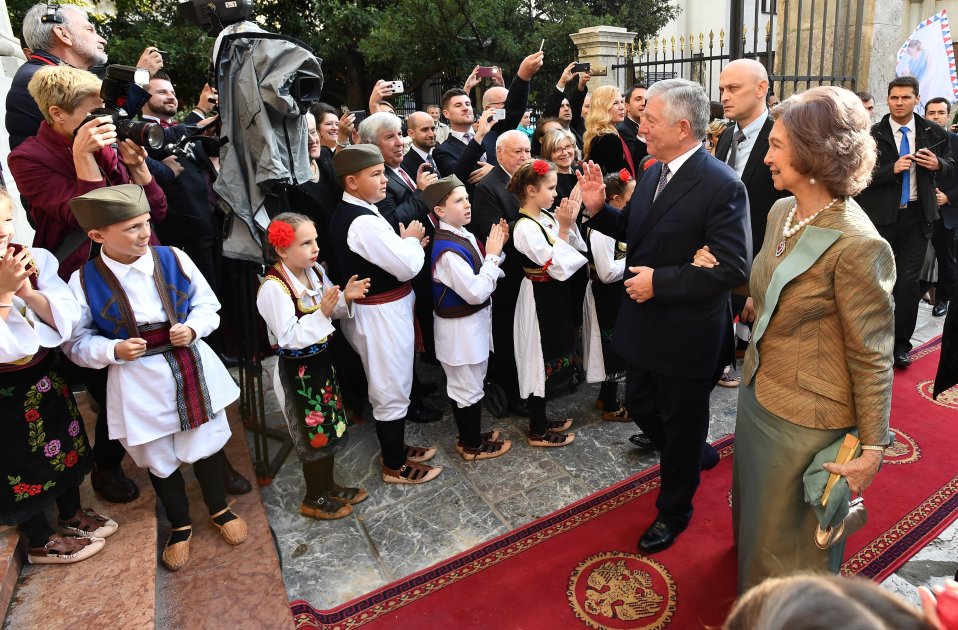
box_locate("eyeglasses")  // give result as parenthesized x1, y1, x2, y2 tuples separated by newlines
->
(555, 145, 575, 154)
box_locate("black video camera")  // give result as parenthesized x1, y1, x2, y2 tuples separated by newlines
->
(77, 65, 164, 150)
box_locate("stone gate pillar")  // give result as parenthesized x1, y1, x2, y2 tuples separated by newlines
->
(569, 26, 637, 91)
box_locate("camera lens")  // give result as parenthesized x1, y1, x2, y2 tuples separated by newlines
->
(116, 119, 164, 150)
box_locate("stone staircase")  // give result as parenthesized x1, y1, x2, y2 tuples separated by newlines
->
(1, 396, 294, 629)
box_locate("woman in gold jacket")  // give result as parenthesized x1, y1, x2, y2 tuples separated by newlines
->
(696, 86, 895, 592)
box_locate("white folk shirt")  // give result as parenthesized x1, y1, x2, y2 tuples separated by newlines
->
(512, 210, 588, 398)
(582, 230, 625, 383)
(432, 220, 504, 367)
(338, 192, 425, 421)
(256, 263, 351, 351)
(0, 248, 80, 363)
(64, 248, 239, 446)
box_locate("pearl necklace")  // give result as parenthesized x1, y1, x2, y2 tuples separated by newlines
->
(775, 197, 839, 257)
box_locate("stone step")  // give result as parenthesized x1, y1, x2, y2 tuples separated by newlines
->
(155, 405, 294, 629)
(0, 528, 23, 625)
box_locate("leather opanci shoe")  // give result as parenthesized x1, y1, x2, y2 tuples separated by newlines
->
(893, 352, 912, 369)
(408, 404, 443, 424)
(629, 433, 654, 450)
(701, 444, 720, 471)
(91, 464, 140, 503)
(933, 301, 949, 317)
(638, 519, 685, 554)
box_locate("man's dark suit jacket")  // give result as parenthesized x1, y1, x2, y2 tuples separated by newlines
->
(433, 135, 488, 188)
(616, 117, 648, 171)
(715, 116, 786, 252)
(586, 147, 752, 378)
(400, 147, 428, 179)
(469, 166, 521, 239)
(377, 167, 430, 232)
(855, 113, 955, 231)
(937, 131, 958, 230)
(542, 85, 587, 149)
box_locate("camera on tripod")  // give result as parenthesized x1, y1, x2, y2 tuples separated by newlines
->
(76, 64, 164, 150)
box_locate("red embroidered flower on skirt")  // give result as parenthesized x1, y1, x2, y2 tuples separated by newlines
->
(64, 451, 78, 468)
(310, 433, 329, 448)
(24, 409, 40, 423)
(12, 483, 28, 495)
(533, 159, 550, 176)
(27, 485, 41, 496)
(267, 220, 296, 248)
(297, 365, 307, 378)
(305, 411, 324, 426)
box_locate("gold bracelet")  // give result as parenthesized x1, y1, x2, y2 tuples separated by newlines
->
(860, 445, 885, 452)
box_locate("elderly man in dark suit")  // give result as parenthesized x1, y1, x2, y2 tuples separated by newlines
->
(579, 79, 751, 554)
(855, 76, 955, 367)
(923, 97, 958, 317)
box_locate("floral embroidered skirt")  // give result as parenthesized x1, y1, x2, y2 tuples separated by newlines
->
(277, 344, 350, 463)
(532, 280, 578, 390)
(0, 353, 91, 525)
(590, 279, 626, 375)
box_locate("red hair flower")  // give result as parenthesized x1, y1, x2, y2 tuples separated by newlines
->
(267, 220, 295, 248)
(618, 168, 631, 182)
(532, 159, 550, 176)
(642, 158, 658, 172)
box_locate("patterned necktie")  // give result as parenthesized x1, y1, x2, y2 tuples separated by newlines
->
(899, 127, 910, 207)
(462, 132, 474, 144)
(654, 164, 670, 201)
(397, 167, 416, 191)
(427, 152, 438, 171)
(727, 130, 747, 169)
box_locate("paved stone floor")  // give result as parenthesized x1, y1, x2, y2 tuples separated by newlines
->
(247, 301, 953, 613)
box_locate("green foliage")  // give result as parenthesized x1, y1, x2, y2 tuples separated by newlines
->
(6, 0, 678, 110)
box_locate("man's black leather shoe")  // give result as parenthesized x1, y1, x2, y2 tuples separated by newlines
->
(629, 433, 654, 450)
(221, 454, 253, 495)
(701, 444, 720, 471)
(933, 302, 949, 317)
(408, 404, 443, 423)
(91, 464, 140, 503)
(893, 352, 912, 369)
(638, 520, 684, 554)
(509, 399, 531, 417)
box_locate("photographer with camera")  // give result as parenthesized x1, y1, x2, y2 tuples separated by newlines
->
(7, 65, 169, 505)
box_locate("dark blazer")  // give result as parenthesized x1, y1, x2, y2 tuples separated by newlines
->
(401, 147, 428, 178)
(715, 116, 786, 252)
(937, 131, 958, 229)
(469, 166, 521, 239)
(616, 117, 648, 170)
(377, 167, 430, 233)
(433, 135, 487, 187)
(586, 132, 633, 177)
(585, 147, 752, 378)
(855, 113, 954, 228)
(542, 85, 586, 149)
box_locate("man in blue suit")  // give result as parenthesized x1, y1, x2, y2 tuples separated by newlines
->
(579, 79, 752, 554)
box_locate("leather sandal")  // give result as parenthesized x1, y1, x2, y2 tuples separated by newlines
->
(382, 460, 442, 485)
(301, 496, 352, 520)
(601, 404, 630, 422)
(58, 507, 119, 539)
(547, 418, 573, 432)
(161, 526, 192, 571)
(594, 400, 605, 411)
(456, 429, 501, 443)
(210, 507, 247, 545)
(327, 486, 369, 506)
(404, 444, 437, 464)
(28, 534, 105, 565)
(456, 438, 513, 462)
(528, 431, 575, 447)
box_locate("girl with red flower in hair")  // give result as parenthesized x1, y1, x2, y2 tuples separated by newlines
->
(507, 160, 588, 447)
(582, 171, 642, 423)
(256, 212, 372, 521)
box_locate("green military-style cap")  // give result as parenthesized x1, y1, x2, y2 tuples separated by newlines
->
(332, 144, 385, 178)
(422, 175, 465, 210)
(69, 184, 150, 230)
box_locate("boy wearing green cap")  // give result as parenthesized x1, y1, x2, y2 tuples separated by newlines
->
(327, 145, 443, 484)
(426, 176, 512, 461)
(63, 184, 246, 571)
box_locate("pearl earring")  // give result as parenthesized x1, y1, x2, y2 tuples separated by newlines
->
(810, 177, 817, 185)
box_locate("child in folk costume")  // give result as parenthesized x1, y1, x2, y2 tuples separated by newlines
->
(327, 145, 442, 484)
(583, 171, 634, 421)
(256, 213, 371, 519)
(63, 185, 245, 572)
(0, 188, 116, 565)
(426, 176, 511, 461)
(510, 159, 588, 447)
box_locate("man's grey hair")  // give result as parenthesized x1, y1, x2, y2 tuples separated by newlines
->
(358, 111, 401, 144)
(22, 3, 85, 52)
(496, 129, 529, 149)
(646, 79, 710, 139)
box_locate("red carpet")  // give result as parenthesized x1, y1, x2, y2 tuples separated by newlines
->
(292, 337, 958, 629)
